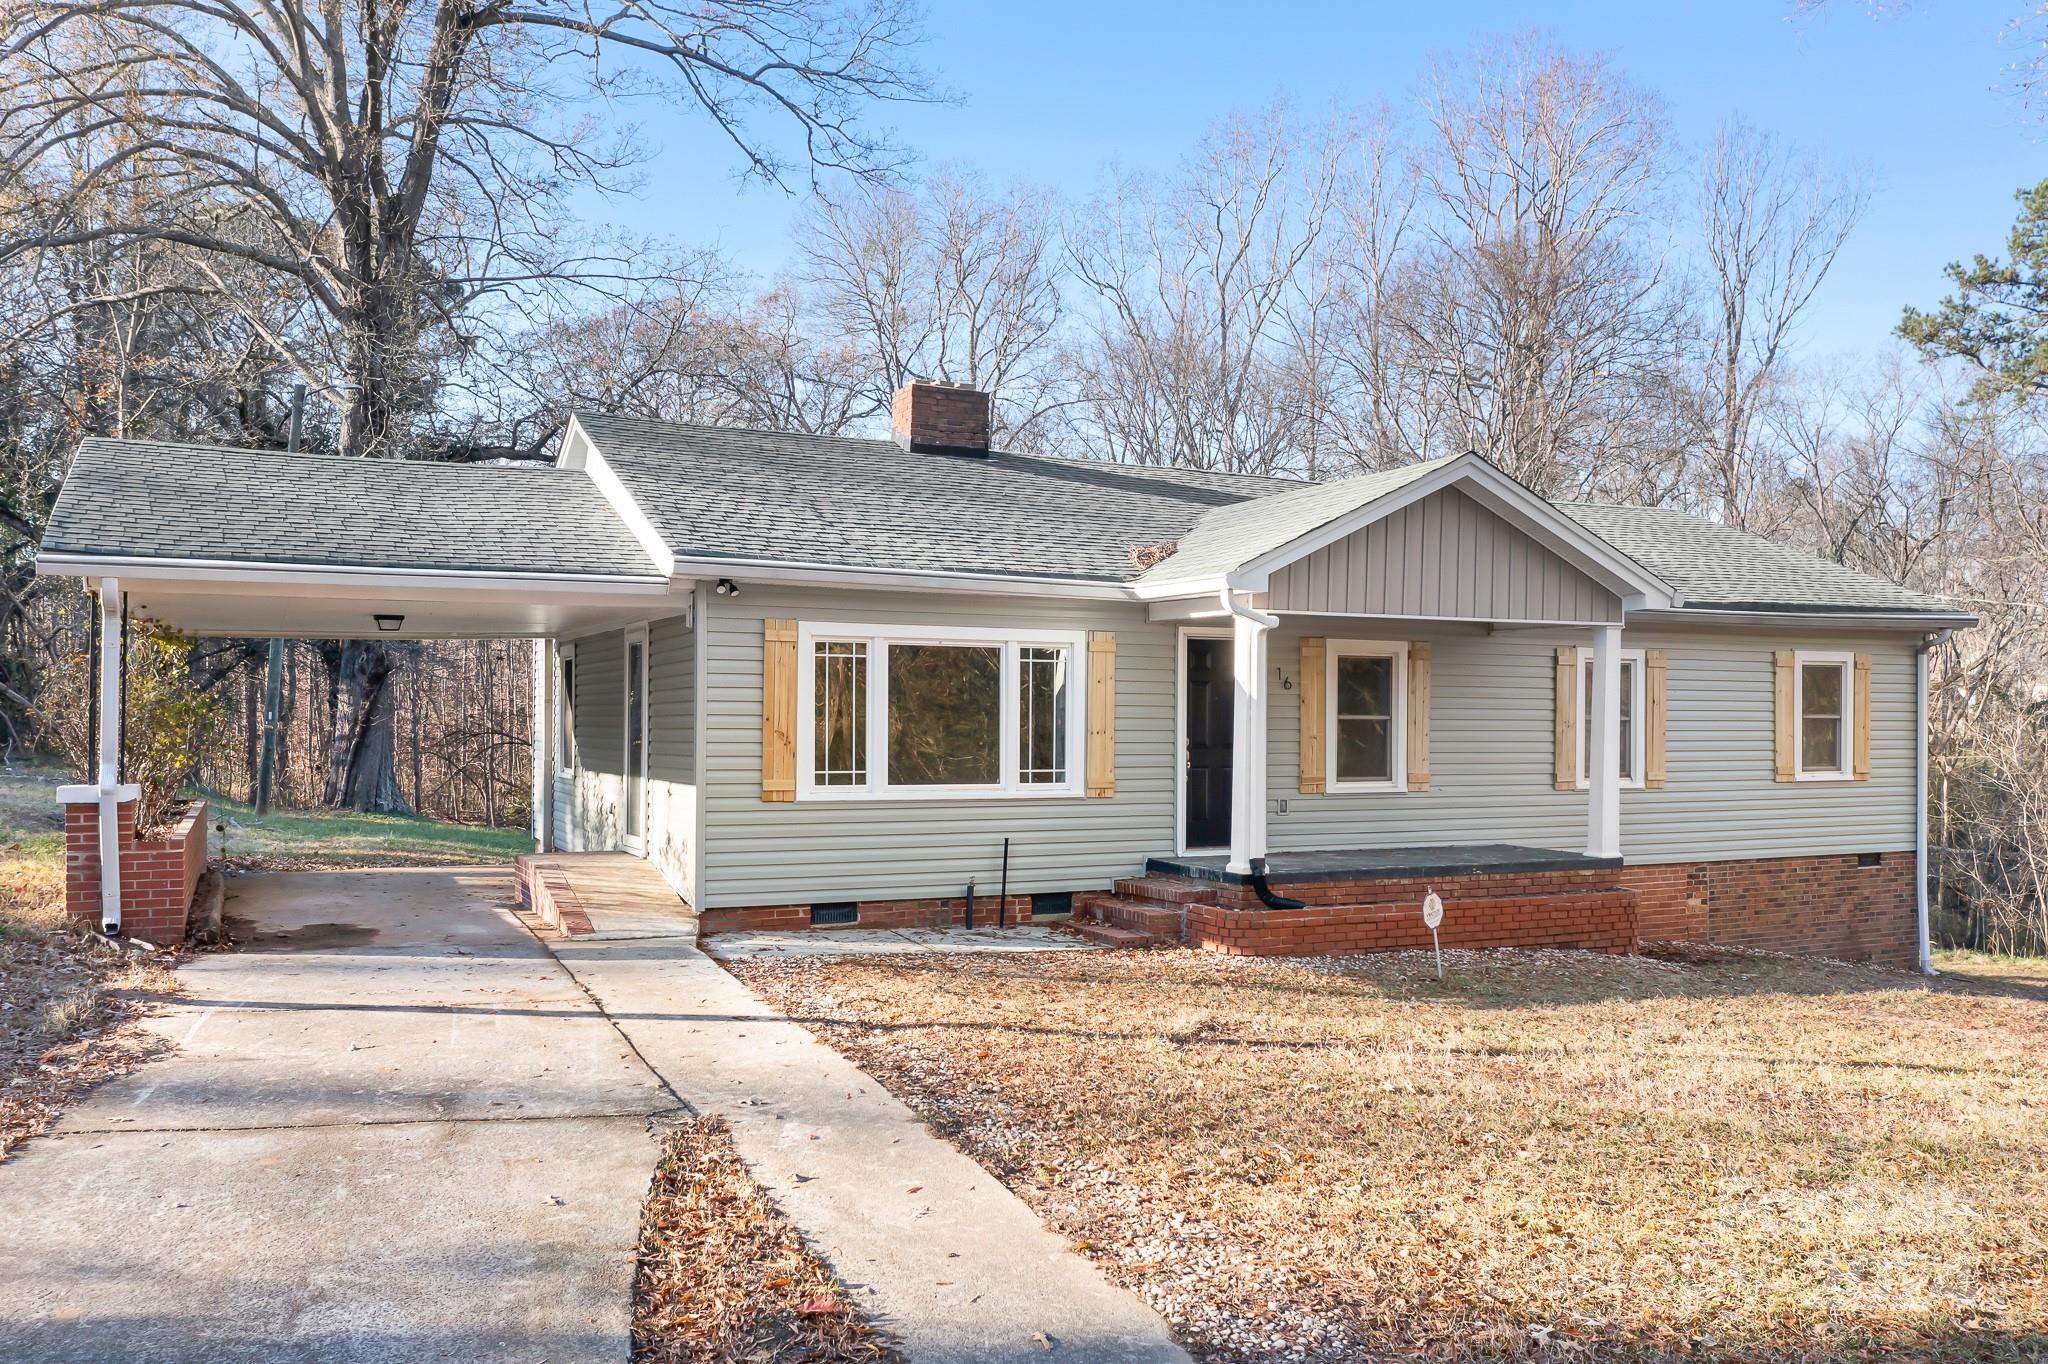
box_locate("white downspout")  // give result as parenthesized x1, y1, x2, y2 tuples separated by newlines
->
(1585, 623, 1623, 860)
(96, 577, 123, 935)
(1915, 629, 1952, 977)
(531, 638, 553, 854)
(1219, 588, 1278, 876)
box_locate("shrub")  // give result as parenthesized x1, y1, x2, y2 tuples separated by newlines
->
(39, 620, 223, 838)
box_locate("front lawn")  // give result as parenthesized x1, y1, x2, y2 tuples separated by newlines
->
(730, 945, 2048, 1363)
(204, 789, 532, 869)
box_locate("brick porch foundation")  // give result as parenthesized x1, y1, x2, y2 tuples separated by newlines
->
(1618, 852, 1916, 967)
(63, 794, 209, 946)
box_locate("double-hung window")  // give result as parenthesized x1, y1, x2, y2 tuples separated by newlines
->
(1577, 646, 1645, 789)
(797, 623, 1085, 799)
(1793, 650, 1853, 780)
(1326, 640, 1408, 793)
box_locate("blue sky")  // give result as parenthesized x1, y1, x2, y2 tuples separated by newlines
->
(594, 1, 2039, 360)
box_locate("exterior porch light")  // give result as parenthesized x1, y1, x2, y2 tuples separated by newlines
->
(374, 613, 405, 632)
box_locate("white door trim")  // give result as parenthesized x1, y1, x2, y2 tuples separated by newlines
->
(1175, 625, 1235, 858)
(621, 623, 650, 855)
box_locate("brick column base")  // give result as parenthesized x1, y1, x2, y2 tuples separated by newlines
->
(62, 792, 209, 946)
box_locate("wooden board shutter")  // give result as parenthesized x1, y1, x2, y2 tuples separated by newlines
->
(761, 619, 797, 802)
(1406, 642, 1432, 790)
(1298, 637, 1326, 794)
(1643, 649, 1668, 789)
(1773, 650, 1796, 782)
(1086, 631, 1116, 797)
(1852, 652, 1872, 780)
(1554, 647, 1578, 790)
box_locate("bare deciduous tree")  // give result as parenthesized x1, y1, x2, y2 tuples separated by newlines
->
(1690, 117, 1867, 527)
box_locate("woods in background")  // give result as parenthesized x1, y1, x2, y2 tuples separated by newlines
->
(0, 12, 2043, 950)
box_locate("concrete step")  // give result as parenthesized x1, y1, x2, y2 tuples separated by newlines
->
(1074, 922, 1161, 949)
(1112, 875, 1218, 906)
(1081, 894, 1186, 938)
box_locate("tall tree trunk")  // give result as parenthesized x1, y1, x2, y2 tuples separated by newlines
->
(322, 640, 412, 814)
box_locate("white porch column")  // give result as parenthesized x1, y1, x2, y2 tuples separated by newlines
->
(96, 577, 123, 933)
(531, 638, 553, 853)
(1226, 602, 1272, 876)
(1586, 622, 1623, 859)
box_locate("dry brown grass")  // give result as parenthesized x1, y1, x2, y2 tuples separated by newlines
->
(633, 1115, 901, 1364)
(0, 787, 177, 1159)
(731, 945, 2048, 1364)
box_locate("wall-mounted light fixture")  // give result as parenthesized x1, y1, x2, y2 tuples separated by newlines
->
(374, 614, 405, 633)
(714, 578, 740, 598)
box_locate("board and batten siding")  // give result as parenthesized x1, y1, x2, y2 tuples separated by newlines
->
(699, 584, 1176, 909)
(1264, 619, 1920, 863)
(1267, 486, 1622, 624)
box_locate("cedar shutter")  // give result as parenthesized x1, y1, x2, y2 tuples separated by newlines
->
(1773, 650, 1796, 782)
(1852, 652, 1872, 780)
(761, 619, 797, 802)
(1086, 631, 1116, 797)
(1643, 648, 1667, 790)
(1406, 642, 1432, 790)
(1554, 647, 1578, 790)
(1298, 637, 1326, 795)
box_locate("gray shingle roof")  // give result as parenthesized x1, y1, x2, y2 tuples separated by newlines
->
(575, 412, 1289, 583)
(1134, 456, 1458, 586)
(42, 437, 661, 578)
(1557, 502, 1958, 615)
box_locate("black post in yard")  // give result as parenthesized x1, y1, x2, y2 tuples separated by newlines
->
(999, 837, 1010, 929)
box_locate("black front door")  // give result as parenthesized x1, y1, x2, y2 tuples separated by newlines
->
(1184, 637, 1233, 849)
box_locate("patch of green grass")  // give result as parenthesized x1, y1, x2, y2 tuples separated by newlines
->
(203, 789, 530, 866)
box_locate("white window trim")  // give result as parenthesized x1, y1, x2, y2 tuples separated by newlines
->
(1325, 638, 1409, 795)
(794, 620, 1088, 802)
(555, 642, 578, 777)
(1575, 646, 1646, 792)
(1793, 648, 1855, 782)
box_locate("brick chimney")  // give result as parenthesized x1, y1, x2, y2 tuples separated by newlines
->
(890, 380, 991, 456)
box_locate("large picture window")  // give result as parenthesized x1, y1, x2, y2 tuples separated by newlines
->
(797, 623, 1085, 799)
(1577, 646, 1645, 790)
(1326, 640, 1408, 793)
(1794, 650, 1853, 780)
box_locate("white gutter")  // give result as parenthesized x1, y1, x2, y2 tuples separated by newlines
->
(1633, 606, 1978, 631)
(1217, 585, 1278, 631)
(33, 552, 669, 591)
(96, 577, 122, 935)
(1915, 628, 1953, 976)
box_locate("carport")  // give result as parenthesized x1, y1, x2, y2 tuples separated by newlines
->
(35, 436, 685, 935)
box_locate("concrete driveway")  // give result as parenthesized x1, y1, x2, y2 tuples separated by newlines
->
(0, 868, 675, 1363)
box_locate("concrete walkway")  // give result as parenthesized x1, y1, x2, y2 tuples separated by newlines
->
(547, 927, 1190, 1363)
(0, 869, 673, 1363)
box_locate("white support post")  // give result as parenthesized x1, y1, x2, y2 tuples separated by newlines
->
(531, 638, 553, 854)
(1226, 601, 1272, 876)
(96, 577, 123, 933)
(1586, 623, 1622, 860)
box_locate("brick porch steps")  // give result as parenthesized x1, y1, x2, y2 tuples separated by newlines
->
(1112, 876, 1217, 905)
(1079, 893, 1187, 938)
(1073, 922, 1163, 949)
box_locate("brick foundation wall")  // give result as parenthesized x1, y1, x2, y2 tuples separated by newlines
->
(700, 892, 1059, 935)
(65, 798, 208, 946)
(1187, 884, 1638, 957)
(1209, 865, 1623, 912)
(1619, 852, 1916, 967)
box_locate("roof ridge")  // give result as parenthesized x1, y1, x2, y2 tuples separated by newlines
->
(81, 436, 588, 477)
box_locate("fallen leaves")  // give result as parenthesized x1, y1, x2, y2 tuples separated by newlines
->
(632, 1115, 899, 1363)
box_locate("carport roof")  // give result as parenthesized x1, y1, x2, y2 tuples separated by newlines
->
(42, 437, 662, 579)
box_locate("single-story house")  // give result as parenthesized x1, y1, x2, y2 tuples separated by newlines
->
(37, 382, 1973, 965)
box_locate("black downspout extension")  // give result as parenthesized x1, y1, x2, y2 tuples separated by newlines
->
(998, 837, 1010, 929)
(1247, 858, 1306, 911)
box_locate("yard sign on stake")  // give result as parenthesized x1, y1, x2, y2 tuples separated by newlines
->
(1422, 889, 1444, 982)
